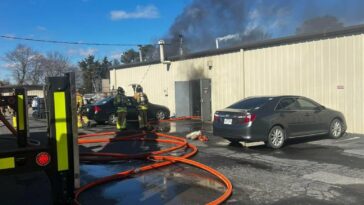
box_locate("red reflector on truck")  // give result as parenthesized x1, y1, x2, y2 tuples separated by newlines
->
(36, 152, 51, 167)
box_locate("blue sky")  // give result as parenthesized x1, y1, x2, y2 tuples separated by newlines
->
(0, 0, 192, 80)
(1, 0, 364, 82)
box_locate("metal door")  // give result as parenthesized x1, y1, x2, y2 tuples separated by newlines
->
(200, 79, 211, 121)
(175, 81, 191, 117)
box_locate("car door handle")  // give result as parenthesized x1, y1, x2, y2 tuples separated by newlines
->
(304, 113, 311, 116)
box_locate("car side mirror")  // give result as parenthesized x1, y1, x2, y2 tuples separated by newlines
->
(315, 106, 325, 111)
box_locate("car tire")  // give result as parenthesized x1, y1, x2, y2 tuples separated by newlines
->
(108, 114, 117, 125)
(266, 126, 286, 149)
(155, 110, 167, 120)
(329, 119, 344, 139)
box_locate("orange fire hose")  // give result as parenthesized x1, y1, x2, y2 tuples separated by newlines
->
(159, 115, 201, 122)
(149, 115, 201, 124)
(75, 130, 232, 205)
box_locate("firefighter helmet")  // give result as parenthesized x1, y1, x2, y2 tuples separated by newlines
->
(117, 87, 125, 95)
(136, 85, 143, 93)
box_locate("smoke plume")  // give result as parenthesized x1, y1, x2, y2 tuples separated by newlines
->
(296, 15, 344, 34)
(163, 0, 364, 57)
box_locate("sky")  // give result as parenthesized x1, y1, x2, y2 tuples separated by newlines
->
(0, 0, 192, 81)
(1, 0, 364, 82)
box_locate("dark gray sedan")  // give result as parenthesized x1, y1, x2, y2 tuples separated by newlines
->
(213, 96, 346, 149)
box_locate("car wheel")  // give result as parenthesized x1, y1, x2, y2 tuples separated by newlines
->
(155, 110, 167, 120)
(267, 126, 286, 149)
(329, 119, 343, 139)
(108, 114, 117, 125)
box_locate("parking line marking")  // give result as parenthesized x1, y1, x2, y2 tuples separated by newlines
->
(337, 136, 360, 142)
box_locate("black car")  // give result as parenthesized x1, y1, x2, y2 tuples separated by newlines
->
(83, 96, 170, 125)
(213, 96, 346, 149)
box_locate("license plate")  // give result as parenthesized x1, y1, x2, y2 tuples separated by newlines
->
(224, 118, 232, 125)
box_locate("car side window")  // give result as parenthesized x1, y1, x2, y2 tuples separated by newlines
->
(276, 98, 298, 110)
(296, 98, 318, 110)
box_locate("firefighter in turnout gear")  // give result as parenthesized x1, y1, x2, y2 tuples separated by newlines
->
(76, 91, 84, 127)
(134, 85, 149, 129)
(114, 87, 128, 130)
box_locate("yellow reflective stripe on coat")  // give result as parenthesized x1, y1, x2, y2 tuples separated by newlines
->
(117, 107, 127, 112)
(12, 116, 17, 128)
(138, 105, 148, 110)
(17, 95, 25, 130)
(0, 157, 15, 170)
(54, 92, 69, 171)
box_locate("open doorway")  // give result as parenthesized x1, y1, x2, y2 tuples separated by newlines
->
(190, 80, 201, 116)
(175, 79, 211, 121)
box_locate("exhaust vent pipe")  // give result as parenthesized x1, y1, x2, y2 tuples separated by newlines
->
(158, 40, 171, 64)
(158, 40, 165, 62)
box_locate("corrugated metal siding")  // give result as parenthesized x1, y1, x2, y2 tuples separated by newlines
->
(112, 52, 245, 115)
(244, 34, 364, 133)
(171, 51, 245, 115)
(113, 64, 173, 113)
(112, 33, 364, 133)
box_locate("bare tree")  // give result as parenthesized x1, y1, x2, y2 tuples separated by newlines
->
(0, 79, 10, 86)
(4, 45, 76, 85)
(42, 51, 70, 78)
(28, 54, 46, 85)
(4, 44, 37, 85)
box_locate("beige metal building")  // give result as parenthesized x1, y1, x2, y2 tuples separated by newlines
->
(0, 85, 44, 98)
(110, 25, 364, 134)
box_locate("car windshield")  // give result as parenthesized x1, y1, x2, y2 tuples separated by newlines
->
(228, 97, 272, 110)
(94, 96, 113, 105)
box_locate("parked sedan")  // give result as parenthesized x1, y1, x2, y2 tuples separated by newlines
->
(213, 96, 346, 149)
(83, 96, 170, 125)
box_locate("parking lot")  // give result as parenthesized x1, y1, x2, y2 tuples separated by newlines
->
(1, 117, 364, 205)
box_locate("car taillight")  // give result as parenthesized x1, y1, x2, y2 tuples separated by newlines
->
(36, 152, 51, 167)
(214, 113, 220, 121)
(243, 114, 256, 123)
(94, 106, 101, 113)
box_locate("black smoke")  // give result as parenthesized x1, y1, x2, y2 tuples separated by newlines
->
(162, 0, 364, 57)
(165, 0, 269, 56)
(296, 15, 344, 34)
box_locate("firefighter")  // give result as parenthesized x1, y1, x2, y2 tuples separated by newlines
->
(113, 87, 128, 130)
(76, 91, 84, 127)
(134, 85, 149, 130)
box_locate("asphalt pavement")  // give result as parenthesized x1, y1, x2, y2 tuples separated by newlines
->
(1, 117, 364, 205)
